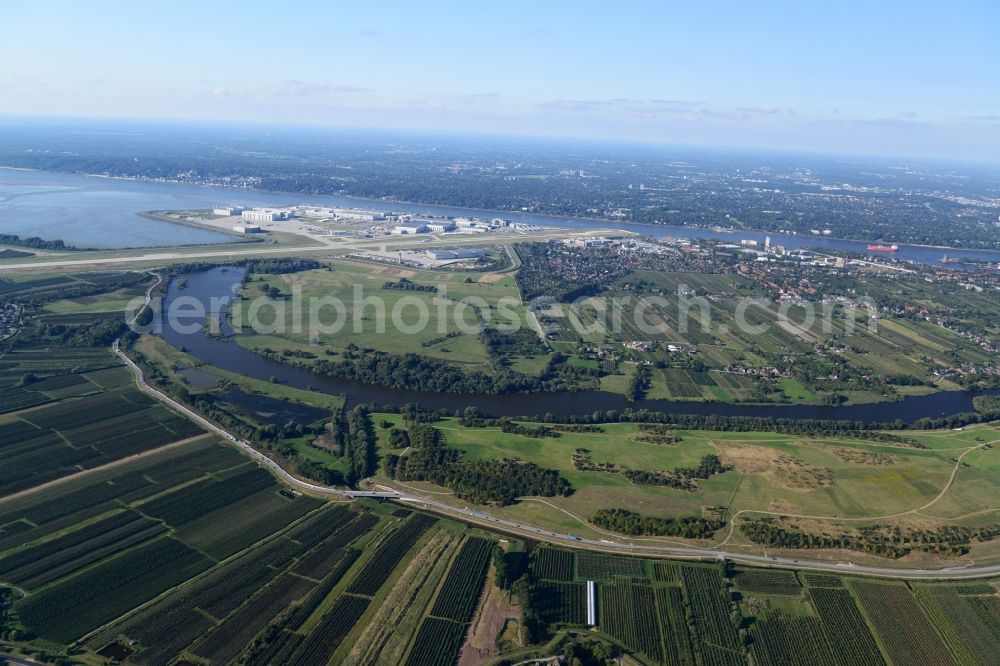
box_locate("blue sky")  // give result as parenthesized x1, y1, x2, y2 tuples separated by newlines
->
(3, 1, 999, 160)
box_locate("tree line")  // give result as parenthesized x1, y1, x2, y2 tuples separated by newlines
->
(738, 516, 1000, 559)
(382, 424, 571, 505)
(310, 344, 597, 395)
(590, 508, 724, 539)
(382, 278, 437, 292)
(0, 233, 76, 251)
(622, 454, 730, 491)
(328, 405, 377, 484)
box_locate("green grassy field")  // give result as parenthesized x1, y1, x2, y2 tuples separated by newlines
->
(375, 414, 1000, 562)
(42, 284, 147, 315)
(231, 260, 536, 370)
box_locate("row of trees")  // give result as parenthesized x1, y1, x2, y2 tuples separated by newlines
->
(481, 327, 548, 359)
(458, 415, 563, 438)
(634, 423, 682, 445)
(501, 407, 949, 439)
(623, 454, 730, 491)
(590, 508, 724, 539)
(382, 278, 437, 292)
(310, 344, 597, 395)
(0, 233, 73, 250)
(738, 516, 1000, 559)
(382, 424, 571, 505)
(625, 364, 651, 402)
(329, 405, 377, 484)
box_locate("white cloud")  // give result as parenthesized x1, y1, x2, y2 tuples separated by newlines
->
(736, 105, 780, 114)
(274, 80, 372, 97)
(204, 80, 372, 101)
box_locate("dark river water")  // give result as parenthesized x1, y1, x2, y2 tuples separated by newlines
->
(4, 168, 1000, 269)
(154, 268, 998, 423)
(221, 388, 328, 426)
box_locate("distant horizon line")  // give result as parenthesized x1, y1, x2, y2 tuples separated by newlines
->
(1, 111, 998, 170)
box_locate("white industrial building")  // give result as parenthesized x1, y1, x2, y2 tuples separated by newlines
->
(335, 210, 385, 222)
(391, 223, 430, 235)
(426, 221, 456, 232)
(242, 209, 289, 223)
(452, 217, 478, 228)
(565, 237, 617, 249)
(213, 207, 244, 216)
(232, 224, 262, 234)
(426, 247, 485, 260)
(297, 207, 339, 219)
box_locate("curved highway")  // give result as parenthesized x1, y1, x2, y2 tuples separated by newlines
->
(112, 275, 1000, 580)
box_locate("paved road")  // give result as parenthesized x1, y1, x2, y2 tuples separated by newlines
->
(0, 244, 334, 271)
(111, 276, 1000, 580)
(0, 654, 43, 666)
(0, 226, 618, 272)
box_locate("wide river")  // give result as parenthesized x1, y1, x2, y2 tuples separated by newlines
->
(156, 268, 999, 423)
(3, 168, 1000, 269)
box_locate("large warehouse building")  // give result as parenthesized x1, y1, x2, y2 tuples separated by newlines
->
(426, 247, 485, 260)
(391, 223, 430, 235)
(242, 209, 289, 223)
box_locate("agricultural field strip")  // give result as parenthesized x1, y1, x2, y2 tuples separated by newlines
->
(655, 585, 697, 666)
(403, 616, 469, 666)
(427, 535, 494, 622)
(748, 614, 836, 666)
(287, 593, 373, 666)
(0, 384, 207, 499)
(809, 579, 885, 666)
(3, 454, 322, 644)
(190, 573, 316, 665)
(599, 579, 666, 662)
(734, 569, 801, 596)
(343, 529, 458, 665)
(344, 513, 437, 596)
(395, 535, 494, 666)
(520, 548, 995, 666)
(15, 535, 213, 644)
(913, 585, 996, 665)
(0, 458, 242, 561)
(81, 503, 358, 659)
(681, 566, 743, 654)
(0, 434, 211, 506)
(0, 512, 165, 590)
(849, 580, 955, 665)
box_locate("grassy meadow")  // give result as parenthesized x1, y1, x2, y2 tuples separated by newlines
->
(232, 260, 539, 371)
(374, 413, 1000, 558)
